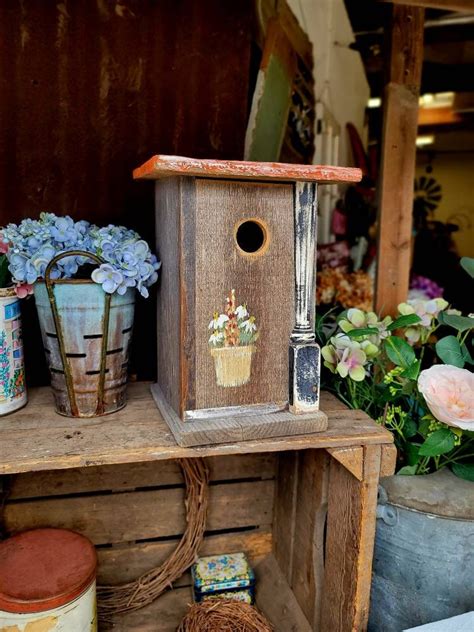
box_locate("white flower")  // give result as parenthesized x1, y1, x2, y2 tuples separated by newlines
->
(208, 312, 229, 330)
(209, 330, 224, 346)
(240, 317, 257, 334)
(235, 304, 249, 320)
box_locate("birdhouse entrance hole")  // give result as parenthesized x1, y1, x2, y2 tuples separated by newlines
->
(234, 218, 269, 255)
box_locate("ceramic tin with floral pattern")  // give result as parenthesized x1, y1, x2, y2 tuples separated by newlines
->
(191, 552, 255, 603)
(0, 288, 26, 416)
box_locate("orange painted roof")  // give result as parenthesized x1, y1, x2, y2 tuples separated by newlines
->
(134, 154, 362, 185)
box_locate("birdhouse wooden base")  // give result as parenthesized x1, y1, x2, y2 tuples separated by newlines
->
(134, 155, 361, 447)
(151, 383, 327, 447)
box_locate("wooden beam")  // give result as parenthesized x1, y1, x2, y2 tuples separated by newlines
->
(375, 5, 424, 316)
(380, 0, 474, 13)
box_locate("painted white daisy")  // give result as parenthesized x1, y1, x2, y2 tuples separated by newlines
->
(209, 330, 225, 346)
(240, 316, 257, 334)
(208, 312, 229, 330)
(235, 304, 249, 320)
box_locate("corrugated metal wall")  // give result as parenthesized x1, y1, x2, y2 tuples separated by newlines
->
(0, 0, 253, 383)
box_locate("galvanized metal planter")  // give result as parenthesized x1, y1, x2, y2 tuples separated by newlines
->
(0, 286, 27, 416)
(369, 470, 474, 631)
(34, 252, 135, 418)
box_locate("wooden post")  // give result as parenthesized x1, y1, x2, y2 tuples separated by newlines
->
(375, 5, 424, 316)
(289, 181, 321, 414)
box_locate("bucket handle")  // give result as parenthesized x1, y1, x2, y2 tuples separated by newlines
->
(44, 250, 111, 417)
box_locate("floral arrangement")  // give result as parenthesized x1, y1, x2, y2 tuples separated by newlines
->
(317, 257, 474, 481)
(0, 213, 160, 297)
(208, 290, 258, 348)
(316, 267, 373, 311)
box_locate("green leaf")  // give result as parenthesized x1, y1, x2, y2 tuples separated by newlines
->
(460, 256, 474, 279)
(397, 465, 418, 476)
(345, 327, 379, 338)
(387, 314, 422, 331)
(405, 441, 421, 464)
(435, 335, 466, 368)
(418, 428, 455, 456)
(438, 311, 474, 333)
(461, 343, 474, 366)
(418, 418, 432, 437)
(0, 256, 9, 288)
(401, 360, 421, 380)
(403, 417, 418, 439)
(452, 462, 474, 482)
(385, 336, 416, 368)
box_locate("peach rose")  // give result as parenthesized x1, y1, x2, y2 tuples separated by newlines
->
(418, 365, 474, 430)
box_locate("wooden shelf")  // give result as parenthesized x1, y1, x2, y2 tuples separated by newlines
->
(0, 383, 393, 475)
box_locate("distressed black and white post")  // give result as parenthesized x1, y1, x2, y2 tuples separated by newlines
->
(289, 181, 321, 414)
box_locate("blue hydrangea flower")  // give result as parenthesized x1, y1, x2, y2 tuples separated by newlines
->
(91, 264, 124, 294)
(2, 213, 160, 297)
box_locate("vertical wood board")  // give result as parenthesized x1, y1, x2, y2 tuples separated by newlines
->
(155, 178, 183, 414)
(375, 5, 425, 315)
(192, 179, 295, 411)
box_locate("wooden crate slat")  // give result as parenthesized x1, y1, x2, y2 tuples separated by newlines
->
(101, 586, 192, 632)
(291, 449, 330, 628)
(97, 529, 272, 585)
(0, 385, 393, 476)
(255, 554, 312, 632)
(9, 453, 276, 499)
(4, 480, 274, 546)
(320, 445, 382, 631)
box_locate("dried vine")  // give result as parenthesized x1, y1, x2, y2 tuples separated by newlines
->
(97, 458, 209, 618)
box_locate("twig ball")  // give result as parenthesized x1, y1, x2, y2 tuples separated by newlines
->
(177, 599, 274, 632)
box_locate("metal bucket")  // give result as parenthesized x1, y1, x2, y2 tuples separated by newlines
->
(369, 470, 474, 631)
(34, 251, 135, 417)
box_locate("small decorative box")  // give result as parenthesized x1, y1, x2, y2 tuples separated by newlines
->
(191, 552, 255, 604)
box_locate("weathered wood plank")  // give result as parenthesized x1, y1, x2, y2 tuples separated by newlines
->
(380, 443, 397, 477)
(379, 0, 473, 12)
(153, 383, 327, 447)
(255, 554, 312, 632)
(272, 451, 299, 581)
(134, 154, 362, 184)
(291, 450, 329, 628)
(4, 480, 274, 545)
(9, 453, 276, 500)
(375, 5, 424, 315)
(101, 585, 192, 632)
(320, 445, 382, 631)
(0, 384, 393, 475)
(327, 446, 364, 480)
(97, 529, 272, 585)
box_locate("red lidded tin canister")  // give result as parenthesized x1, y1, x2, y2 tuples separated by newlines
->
(0, 528, 97, 630)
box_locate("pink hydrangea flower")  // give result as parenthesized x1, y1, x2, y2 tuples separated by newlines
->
(0, 234, 8, 254)
(418, 365, 474, 430)
(322, 334, 367, 382)
(15, 283, 34, 298)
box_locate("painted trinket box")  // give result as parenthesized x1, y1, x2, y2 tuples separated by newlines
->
(191, 553, 255, 604)
(134, 155, 362, 446)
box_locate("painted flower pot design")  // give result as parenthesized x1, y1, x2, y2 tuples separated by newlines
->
(208, 290, 258, 388)
(210, 345, 256, 388)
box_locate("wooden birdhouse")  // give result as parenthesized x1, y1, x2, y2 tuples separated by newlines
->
(134, 156, 361, 446)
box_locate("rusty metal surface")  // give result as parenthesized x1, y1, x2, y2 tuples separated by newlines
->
(0, 0, 253, 384)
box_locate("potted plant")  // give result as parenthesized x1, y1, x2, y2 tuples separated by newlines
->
(0, 241, 31, 415)
(317, 257, 474, 631)
(208, 289, 258, 388)
(1, 213, 160, 418)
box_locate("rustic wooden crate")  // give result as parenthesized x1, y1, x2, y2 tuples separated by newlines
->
(0, 384, 395, 631)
